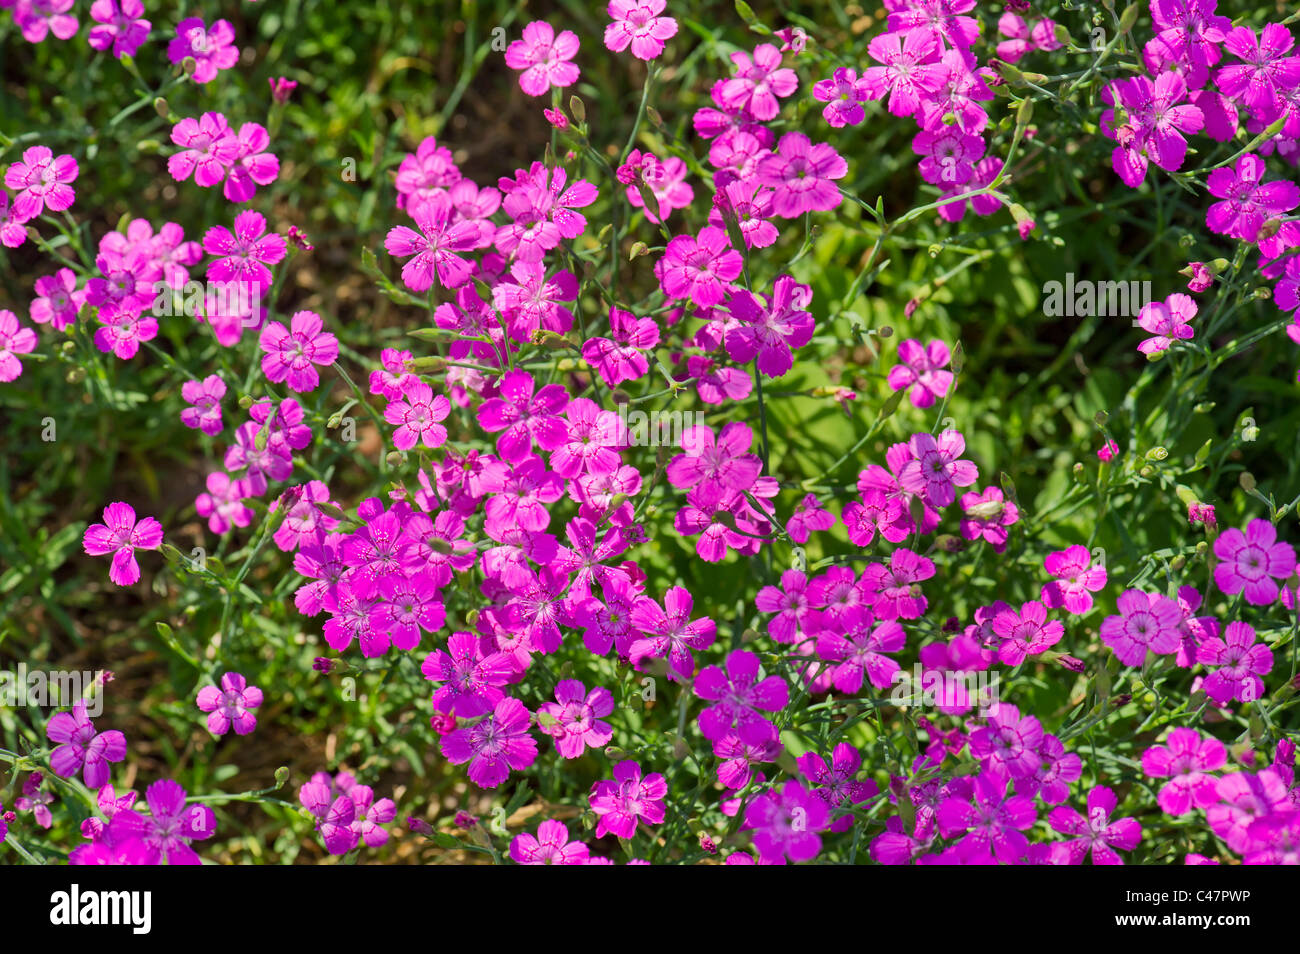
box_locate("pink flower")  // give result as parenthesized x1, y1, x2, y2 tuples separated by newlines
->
(4, 145, 78, 219)
(1213, 518, 1297, 605)
(0, 191, 34, 248)
(1198, 621, 1273, 705)
(897, 429, 979, 508)
(604, 0, 677, 60)
(511, 819, 589, 864)
(813, 67, 871, 127)
(223, 123, 280, 203)
(87, 0, 151, 59)
(179, 374, 226, 436)
(1041, 544, 1108, 614)
(861, 27, 945, 118)
(167, 17, 239, 84)
(1136, 293, 1197, 353)
(817, 616, 906, 692)
(756, 132, 846, 218)
(1100, 590, 1183, 666)
(1096, 439, 1119, 462)
(441, 696, 538, 788)
(82, 502, 164, 586)
(259, 310, 339, 393)
(745, 779, 830, 864)
(719, 43, 798, 121)
(1141, 728, 1227, 815)
(0, 309, 38, 382)
(269, 76, 297, 103)
(385, 382, 452, 451)
(725, 274, 815, 377)
(476, 368, 569, 462)
(786, 493, 834, 544)
(422, 632, 516, 717)
(887, 338, 953, 408)
(694, 650, 788, 742)
(1206, 154, 1300, 243)
(1048, 785, 1141, 864)
(582, 307, 660, 388)
(505, 20, 581, 96)
(195, 472, 254, 535)
(990, 600, 1063, 667)
(46, 701, 127, 789)
(1102, 72, 1204, 187)
(665, 421, 762, 507)
(958, 486, 1019, 552)
(204, 210, 287, 290)
(196, 672, 263, 736)
(537, 680, 615, 758)
(13, 0, 77, 43)
(629, 585, 717, 681)
(384, 192, 484, 291)
(654, 226, 743, 307)
(589, 760, 667, 839)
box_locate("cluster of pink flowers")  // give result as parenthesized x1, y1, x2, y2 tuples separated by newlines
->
(299, 770, 397, 855)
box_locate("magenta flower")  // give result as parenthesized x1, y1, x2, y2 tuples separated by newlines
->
(861, 547, 935, 620)
(745, 779, 830, 864)
(991, 600, 1063, 667)
(369, 348, 417, 400)
(888, 338, 953, 409)
(422, 632, 516, 717)
(581, 307, 660, 388)
(15, 773, 55, 829)
(813, 67, 871, 127)
(196, 672, 263, 737)
(1136, 293, 1197, 353)
(385, 192, 484, 291)
(756, 132, 846, 218)
(1213, 518, 1297, 605)
(223, 122, 281, 203)
(1206, 154, 1300, 243)
(88, 0, 152, 58)
(958, 486, 1019, 552)
(786, 493, 834, 544)
(4, 145, 78, 219)
(259, 310, 338, 393)
(725, 274, 816, 377)
(270, 481, 339, 551)
(441, 696, 538, 788)
(968, 703, 1044, 779)
(817, 616, 906, 692)
(654, 226, 743, 307)
(384, 382, 452, 451)
(82, 501, 164, 586)
(511, 819, 589, 864)
(13, 0, 77, 43)
(1048, 785, 1141, 865)
(179, 374, 226, 436)
(629, 585, 717, 681)
(537, 679, 615, 758)
(589, 760, 667, 839)
(168, 112, 240, 187)
(0, 191, 34, 248)
(861, 27, 945, 118)
(1207, 769, 1291, 855)
(1141, 728, 1227, 815)
(1102, 72, 1204, 186)
(841, 489, 908, 547)
(665, 421, 762, 507)
(476, 368, 568, 462)
(604, 0, 677, 60)
(30, 267, 85, 330)
(720, 43, 798, 121)
(47, 701, 127, 789)
(694, 650, 788, 742)
(1217, 23, 1300, 118)
(937, 769, 1037, 863)
(0, 309, 38, 383)
(195, 471, 254, 535)
(167, 17, 239, 84)
(505, 20, 580, 96)
(108, 779, 216, 865)
(298, 780, 359, 855)
(1100, 589, 1183, 666)
(897, 429, 979, 508)
(1198, 621, 1274, 705)
(1041, 544, 1108, 614)
(204, 210, 287, 290)
(796, 744, 877, 833)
